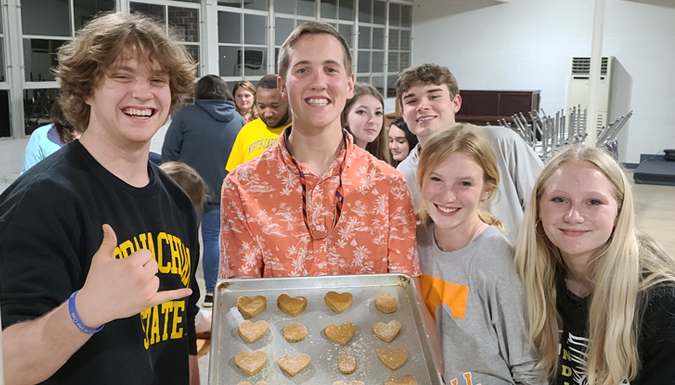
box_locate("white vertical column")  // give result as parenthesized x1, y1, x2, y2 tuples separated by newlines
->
(586, 0, 606, 147)
(202, 0, 219, 76)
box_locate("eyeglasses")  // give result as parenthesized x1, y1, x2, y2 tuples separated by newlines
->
(285, 129, 347, 240)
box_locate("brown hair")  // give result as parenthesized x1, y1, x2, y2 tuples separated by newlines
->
(277, 22, 352, 80)
(396, 63, 459, 108)
(195, 75, 233, 101)
(49, 99, 80, 144)
(341, 82, 390, 163)
(160, 161, 207, 213)
(54, 12, 196, 132)
(417, 123, 502, 231)
(232, 80, 259, 120)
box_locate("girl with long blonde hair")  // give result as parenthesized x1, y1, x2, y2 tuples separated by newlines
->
(515, 145, 675, 385)
(417, 123, 543, 384)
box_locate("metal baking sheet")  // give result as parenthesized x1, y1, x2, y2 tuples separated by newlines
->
(208, 273, 443, 385)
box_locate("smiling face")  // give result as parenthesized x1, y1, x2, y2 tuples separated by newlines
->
(278, 33, 354, 133)
(235, 88, 254, 113)
(422, 151, 492, 237)
(346, 94, 383, 148)
(401, 82, 461, 145)
(85, 54, 170, 149)
(539, 160, 619, 267)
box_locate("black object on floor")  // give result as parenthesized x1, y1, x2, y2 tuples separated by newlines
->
(634, 154, 675, 186)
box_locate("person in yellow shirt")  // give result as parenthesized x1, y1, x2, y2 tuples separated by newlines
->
(225, 74, 292, 171)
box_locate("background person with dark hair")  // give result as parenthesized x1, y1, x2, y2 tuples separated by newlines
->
(21, 100, 82, 173)
(225, 74, 292, 171)
(388, 116, 418, 167)
(162, 74, 245, 306)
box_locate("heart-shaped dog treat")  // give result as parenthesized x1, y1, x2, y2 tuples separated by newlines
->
(376, 347, 409, 370)
(278, 353, 311, 376)
(237, 295, 267, 318)
(324, 322, 355, 345)
(384, 375, 417, 385)
(337, 352, 357, 374)
(234, 349, 267, 376)
(373, 320, 402, 342)
(374, 293, 398, 313)
(282, 322, 308, 342)
(237, 382, 268, 385)
(324, 291, 353, 313)
(277, 294, 307, 317)
(238, 320, 269, 343)
(332, 381, 365, 385)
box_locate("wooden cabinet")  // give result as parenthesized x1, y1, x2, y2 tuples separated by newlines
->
(455, 90, 540, 126)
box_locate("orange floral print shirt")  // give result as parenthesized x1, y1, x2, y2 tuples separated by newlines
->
(219, 129, 421, 278)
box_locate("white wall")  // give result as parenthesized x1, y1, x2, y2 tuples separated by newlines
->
(0, 139, 28, 181)
(412, 0, 675, 163)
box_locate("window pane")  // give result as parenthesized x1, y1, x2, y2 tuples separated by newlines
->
(359, 0, 372, 23)
(23, 39, 66, 82)
(24, 88, 59, 135)
(169, 7, 200, 43)
(130, 3, 166, 24)
(74, 0, 115, 31)
(358, 26, 370, 49)
(276, 17, 295, 46)
(357, 76, 369, 84)
(388, 29, 399, 51)
(339, 0, 354, 21)
(0, 38, 5, 82)
(297, 0, 316, 16)
(372, 50, 384, 73)
(0, 90, 9, 138)
(372, 75, 384, 96)
(401, 5, 412, 28)
(357, 50, 370, 73)
(373, 0, 386, 25)
(218, 12, 241, 44)
(372, 27, 384, 50)
(219, 45, 240, 76)
(400, 51, 410, 70)
(276, 0, 294, 14)
(321, 0, 336, 19)
(218, 0, 242, 7)
(243, 48, 267, 76)
(387, 74, 397, 98)
(22, 0, 70, 37)
(338, 24, 353, 49)
(244, 14, 267, 45)
(389, 3, 400, 27)
(400, 30, 411, 51)
(184, 45, 200, 76)
(245, 0, 268, 11)
(388, 51, 399, 73)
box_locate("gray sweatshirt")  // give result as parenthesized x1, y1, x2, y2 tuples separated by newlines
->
(417, 224, 544, 385)
(398, 125, 543, 244)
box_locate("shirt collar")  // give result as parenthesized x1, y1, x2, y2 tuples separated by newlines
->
(279, 126, 353, 177)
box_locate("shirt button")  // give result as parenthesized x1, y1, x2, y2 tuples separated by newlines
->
(318, 263, 324, 269)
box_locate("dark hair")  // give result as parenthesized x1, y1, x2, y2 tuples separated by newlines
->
(257, 74, 279, 90)
(50, 99, 80, 144)
(55, 12, 196, 132)
(278, 22, 352, 79)
(391, 116, 419, 150)
(195, 74, 233, 101)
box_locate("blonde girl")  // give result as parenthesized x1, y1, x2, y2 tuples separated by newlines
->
(417, 123, 542, 385)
